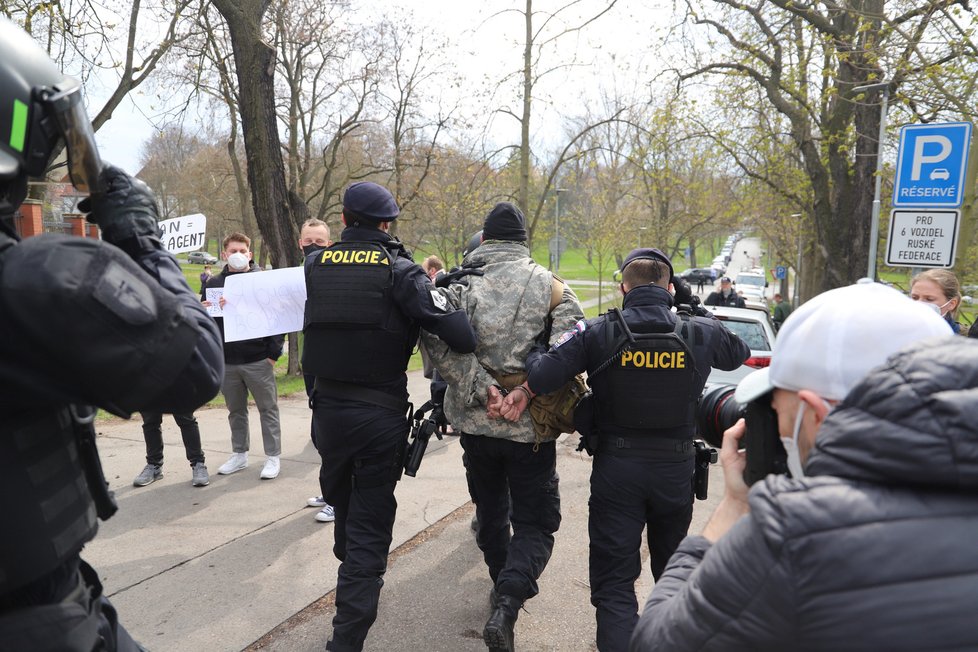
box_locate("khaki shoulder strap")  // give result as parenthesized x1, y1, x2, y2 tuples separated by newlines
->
(550, 275, 565, 312)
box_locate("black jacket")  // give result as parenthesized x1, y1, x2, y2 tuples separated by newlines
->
(631, 336, 978, 651)
(526, 285, 749, 439)
(202, 262, 285, 365)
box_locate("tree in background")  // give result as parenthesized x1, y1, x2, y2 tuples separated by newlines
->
(677, 0, 975, 298)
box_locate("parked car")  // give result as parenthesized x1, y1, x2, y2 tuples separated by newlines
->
(677, 267, 717, 285)
(735, 271, 767, 301)
(706, 305, 776, 385)
(187, 251, 218, 264)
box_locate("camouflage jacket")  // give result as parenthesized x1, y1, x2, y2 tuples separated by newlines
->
(421, 240, 584, 442)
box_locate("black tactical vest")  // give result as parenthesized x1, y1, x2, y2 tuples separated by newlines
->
(0, 408, 98, 595)
(302, 240, 413, 383)
(592, 313, 699, 433)
(0, 233, 98, 594)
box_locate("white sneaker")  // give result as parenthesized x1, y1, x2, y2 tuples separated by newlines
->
(260, 456, 280, 480)
(315, 504, 335, 522)
(307, 495, 327, 508)
(218, 452, 248, 475)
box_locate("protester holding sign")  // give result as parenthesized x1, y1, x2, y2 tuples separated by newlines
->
(201, 233, 285, 481)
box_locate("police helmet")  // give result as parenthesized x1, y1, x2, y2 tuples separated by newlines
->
(0, 17, 102, 210)
(463, 230, 483, 257)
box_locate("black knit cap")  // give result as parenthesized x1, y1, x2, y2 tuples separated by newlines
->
(343, 181, 399, 222)
(621, 247, 674, 279)
(482, 202, 527, 242)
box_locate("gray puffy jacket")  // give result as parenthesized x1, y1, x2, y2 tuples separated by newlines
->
(631, 336, 978, 652)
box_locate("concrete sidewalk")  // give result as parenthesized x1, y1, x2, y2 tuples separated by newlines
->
(85, 370, 723, 651)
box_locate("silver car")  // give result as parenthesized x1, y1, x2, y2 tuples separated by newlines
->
(705, 305, 777, 385)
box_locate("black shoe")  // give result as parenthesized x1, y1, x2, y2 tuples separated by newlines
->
(483, 594, 520, 651)
(489, 587, 499, 610)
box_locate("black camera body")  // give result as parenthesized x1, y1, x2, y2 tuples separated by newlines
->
(695, 383, 787, 485)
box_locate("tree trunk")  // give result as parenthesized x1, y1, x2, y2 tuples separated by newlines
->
(211, 0, 304, 376)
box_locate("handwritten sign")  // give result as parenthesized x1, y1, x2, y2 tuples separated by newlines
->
(222, 267, 306, 342)
(204, 288, 224, 317)
(159, 213, 207, 254)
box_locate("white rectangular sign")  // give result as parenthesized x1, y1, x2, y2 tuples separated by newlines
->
(885, 209, 960, 268)
(221, 266, 306, 342)
(159, 213, 207, 254)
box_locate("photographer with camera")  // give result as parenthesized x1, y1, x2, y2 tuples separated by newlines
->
(499, 247, 749, 652)
(629, 282, 978, 651)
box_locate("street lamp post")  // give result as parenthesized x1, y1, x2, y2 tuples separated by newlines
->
(853, 80, 892, 281)
(791, 213, 803, 307)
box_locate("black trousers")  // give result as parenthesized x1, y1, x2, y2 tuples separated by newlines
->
(0, 556, 143, 652)
(589, 452, 694, 652)
(139, 411, 203, 467)
(314, 396, 406, 652)
(460, 434, 561, 602)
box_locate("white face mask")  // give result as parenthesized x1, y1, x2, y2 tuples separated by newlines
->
(780, 402, 807, 479)
(921, 299, 952, 317)
(227, 252, 249, 271)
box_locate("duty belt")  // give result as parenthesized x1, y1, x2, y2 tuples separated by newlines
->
(314, 377, 408, 413)
(599, 436, 695, 458)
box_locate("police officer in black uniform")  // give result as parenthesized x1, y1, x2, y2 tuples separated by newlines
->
(0, 18, 224, 651)
(498, 248, 749, 652)
(302, 181, 476, 652)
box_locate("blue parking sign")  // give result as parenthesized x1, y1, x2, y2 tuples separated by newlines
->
(892, 122, 972, 207)
(774, 265, 787, 280)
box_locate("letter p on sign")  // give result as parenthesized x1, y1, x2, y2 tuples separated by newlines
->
(911, 135, 952, 181)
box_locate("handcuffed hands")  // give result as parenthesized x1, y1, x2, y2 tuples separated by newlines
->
(486, 385, 506, 419)
(499, 384, 533, 422)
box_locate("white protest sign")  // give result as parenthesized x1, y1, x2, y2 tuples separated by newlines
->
(159, 213, 207, 254)
(204, 288, 224, 317)
(222, 267, 306, 342)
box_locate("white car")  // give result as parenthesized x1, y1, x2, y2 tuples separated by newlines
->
(705, 305, 776, 385)
(735, 271, 767, 301)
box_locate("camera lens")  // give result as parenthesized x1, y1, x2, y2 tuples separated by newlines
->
(695, 384, 745, 447)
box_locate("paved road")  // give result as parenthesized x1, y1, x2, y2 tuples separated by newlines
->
(85, 370, 725, 651)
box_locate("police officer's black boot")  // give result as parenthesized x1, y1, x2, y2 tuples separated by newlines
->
(483, 593, 520, 652)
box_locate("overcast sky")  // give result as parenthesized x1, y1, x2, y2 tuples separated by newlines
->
(86, 0, 674, 173)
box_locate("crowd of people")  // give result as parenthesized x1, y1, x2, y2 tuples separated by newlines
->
(4, 16, 978, 652)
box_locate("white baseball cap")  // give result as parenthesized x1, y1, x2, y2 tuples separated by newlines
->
(736, 282, 952, 403)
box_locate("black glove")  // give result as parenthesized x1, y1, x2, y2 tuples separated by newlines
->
(78, 164, 161, 246)
(672, 275, 695, 307)
(435, 261, 486, 288)
(430, 402, 450, 435)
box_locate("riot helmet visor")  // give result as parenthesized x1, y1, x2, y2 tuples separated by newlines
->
(38, 82, 102, 193)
